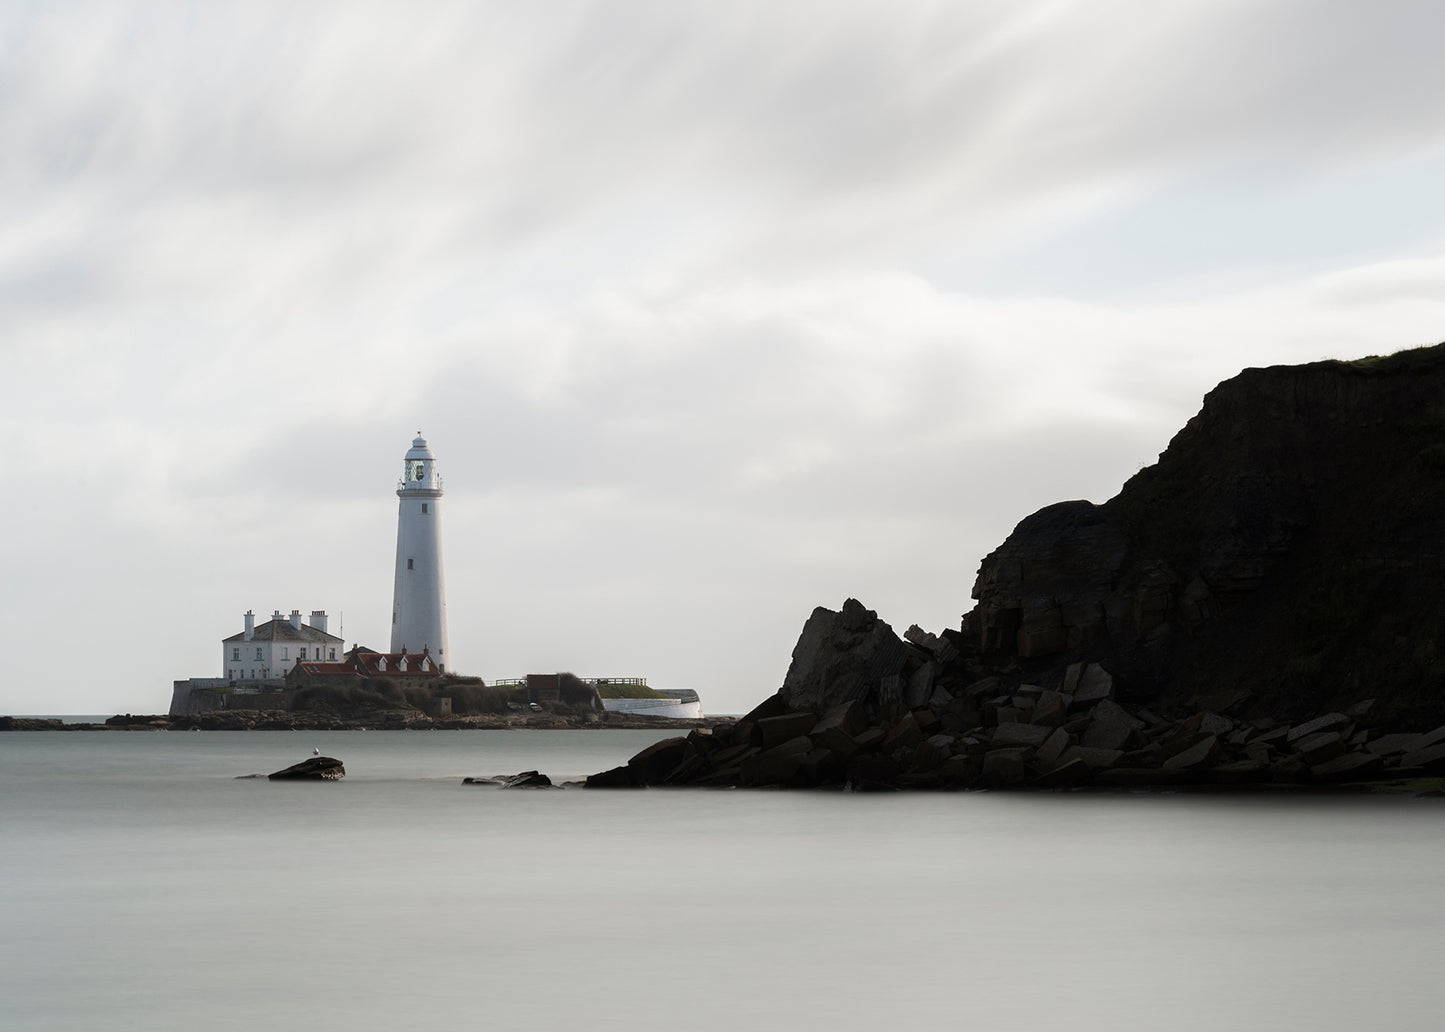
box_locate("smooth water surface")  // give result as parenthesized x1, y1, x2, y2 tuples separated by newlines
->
(3, 730, 1444, 1031)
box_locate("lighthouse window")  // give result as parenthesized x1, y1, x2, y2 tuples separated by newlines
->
(421, 503, 428, 514)
(408, 558, 414, 569)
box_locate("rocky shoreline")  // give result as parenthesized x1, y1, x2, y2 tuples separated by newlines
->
(587, 605, 1445, 793)
(584, 345, 1445, 794)
(0, 711, 734, 733)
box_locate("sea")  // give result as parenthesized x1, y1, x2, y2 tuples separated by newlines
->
(4, 725, 1444, 1032)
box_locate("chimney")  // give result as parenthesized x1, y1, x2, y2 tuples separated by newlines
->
(244, 610, 255, 641)
(309, 610, 329, 634)
(289, 610, 302, 631)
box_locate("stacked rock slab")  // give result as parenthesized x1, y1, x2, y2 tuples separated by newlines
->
(587, 600, 1436, 791)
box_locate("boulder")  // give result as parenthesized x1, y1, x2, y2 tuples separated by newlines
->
(810, 725, 862, 761)
(1032, 757, 1092, 788)
(795, 747, 843, 787)
(1199, 713, 1233, 736)
(1161, 735, 1220, 771)
(1059, 745, 1124, 772)
(1030, 691, 1070, 728)
(781, 599, 908, 713)
(981, 747, 1033, 786)
(1310, 752, 1385, 782)
(268, 756, 345, 781)
(739, 736, 813, 786)
(1293, 731, 1346, 765)
(910, 735, 954, 773)
(500, 770, 553, 789)
(1082, 700, 1142, 751)
(1036, 727, 1072, 767)
(628, 736, 689, 785)
(1286, 713, 1352, 744)
(913, 708, 942, 735)
(1396, 742, 1445, 774)
(845, 752, 903, 789)
(813, 700, 870, 737)
(739, 692, 791, 725)
(905, 662, 936, 708)
(881, 714, 924, 752)
(937, 753, 981, 785)
(991, 722, 1053, 749)
(758, 712, 817, 749)
(585, 764, 637, 788)
(1073, 664, 1115, 706)
(1366, 732, 1425, 756)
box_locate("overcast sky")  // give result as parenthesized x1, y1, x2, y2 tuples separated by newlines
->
(5, 1, 1445, 716)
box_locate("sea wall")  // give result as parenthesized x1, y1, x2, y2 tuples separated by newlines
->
(602, 698, 704, 719)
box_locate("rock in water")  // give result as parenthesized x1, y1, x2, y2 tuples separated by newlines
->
(500, 770, 553, 788)
(268, 756, 345, 780)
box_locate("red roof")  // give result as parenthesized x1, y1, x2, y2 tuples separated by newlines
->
(350, 650, 435, 677)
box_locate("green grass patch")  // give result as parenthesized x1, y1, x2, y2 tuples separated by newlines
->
(594, 682, 667, 699)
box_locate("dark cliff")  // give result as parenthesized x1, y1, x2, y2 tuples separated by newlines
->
(590, 343, 1445, 791)
(969, 342, 1445, 724)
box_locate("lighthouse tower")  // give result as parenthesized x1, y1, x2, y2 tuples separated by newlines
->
(390, 433, 450, 671)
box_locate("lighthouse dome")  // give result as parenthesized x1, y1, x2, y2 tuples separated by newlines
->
(405, 434, 434, 461)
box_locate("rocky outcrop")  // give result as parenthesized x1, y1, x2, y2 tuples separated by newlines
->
(589, 651, 1431, 790)
(268, 756, 345, 780)
(782, 599, 913, 712)
(967, 343, 1445, 725)
(500, 770, 554, 788)
(592, 342, 1445, 790)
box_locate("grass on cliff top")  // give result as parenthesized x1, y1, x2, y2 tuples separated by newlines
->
(1335, 341, 1445, 373)
(595, 682, 668, 699)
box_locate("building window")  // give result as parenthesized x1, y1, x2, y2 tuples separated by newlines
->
(232, 648, 239, 661)
(328, 648, 336, 661)
(282, 648, 289, 660)
(299, 648, 307, 660)
(421, 503, 428, 514)
(256, 647, 263, 660)
(408, 558, 414, 569)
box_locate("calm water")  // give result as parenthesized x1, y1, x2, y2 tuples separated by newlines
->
(3, 729, 1444, 1031)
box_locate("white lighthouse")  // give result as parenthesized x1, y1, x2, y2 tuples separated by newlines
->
(390, 433, 450, 671)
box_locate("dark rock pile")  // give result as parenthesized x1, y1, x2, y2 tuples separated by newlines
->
(587, 343, 1445, 790)
(588, 599, 1445, 790)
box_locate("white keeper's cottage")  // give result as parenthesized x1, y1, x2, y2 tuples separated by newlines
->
(222, 609, 346, 683)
